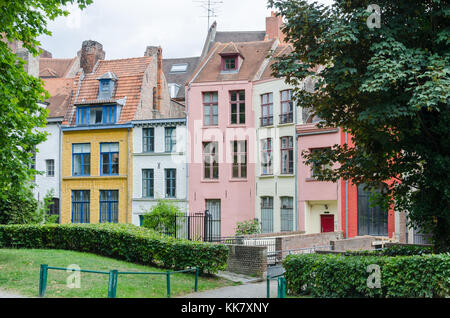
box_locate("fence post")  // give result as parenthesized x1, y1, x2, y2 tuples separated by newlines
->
(194, 268, 199, 292)
(108, 270, 118, 298)
(166, 272, 171, 298)
(266, 277, 270, 298)
(277, 277, 286, 298)
(204, 210, 209, 242)
(39, 264, 48, 297)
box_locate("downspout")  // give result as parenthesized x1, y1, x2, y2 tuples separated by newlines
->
(126, 127, 130, 224)
(294, 98, 298, 231)
(58, 122, 62, 224)
(345, 131, 349, 238)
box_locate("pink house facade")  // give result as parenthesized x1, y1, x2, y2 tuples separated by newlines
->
(186, 40, 278, 237)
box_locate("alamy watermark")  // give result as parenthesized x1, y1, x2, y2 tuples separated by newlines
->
(366, 264, 381, 289)
(366, 4, 381, 29)
(66, 264, 81, 289)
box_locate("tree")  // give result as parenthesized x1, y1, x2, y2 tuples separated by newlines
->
(0, 185, 39, 224)
(268, 0, 450, 251)
(0, 0, 92, 198)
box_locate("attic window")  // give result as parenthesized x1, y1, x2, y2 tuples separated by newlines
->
(170, 64, 188, 73)
(221, 55, 238, 72)
(97, 72, 118, 100)
(168, 83, 181, 98)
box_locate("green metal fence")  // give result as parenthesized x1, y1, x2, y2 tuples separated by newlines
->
(266, 274, 286, 298)
(39, 264, 199, 298)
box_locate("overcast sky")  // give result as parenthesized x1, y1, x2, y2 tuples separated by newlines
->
(38, 0, 334, 60)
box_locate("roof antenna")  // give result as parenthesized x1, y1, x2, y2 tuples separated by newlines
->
(194, 0, 223, 31)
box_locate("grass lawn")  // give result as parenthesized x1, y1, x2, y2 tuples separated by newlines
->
(0, 249, 235, 298)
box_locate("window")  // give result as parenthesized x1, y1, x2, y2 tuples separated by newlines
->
(46, 159, 55, 177)
(232, 141, 247, 179)
(261, 138, 273, 175)
(77, 105, 117, 126)
(261, 197, 274, 233)
(222, 56, 237, 71)
(357, 184, 388, 236)
(230, 91, 245, 125)
(73, 144, 90, 176)
(203, 142, 219, 180)
(311, 148, 331, 178)
(170, 63, 188, 73)
(98, 79, 116, 99)
(100, 143, 119, 176)
(280, 90, 293, 124)
(100, 190, 119, 223)
(72, 190, 90, 223)
(203, 92, 218, 126)
(143, 128, 154, 153)
(281, 197, 294, 232)
(165, 169, 176, 198)
(142, 169, 154, 198)
(261, 93, 273, 126)
(281, 136, 294, 174)
(165, 127, 177, 152)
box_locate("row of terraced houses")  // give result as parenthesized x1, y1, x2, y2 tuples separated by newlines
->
(13, 12, 424, 243)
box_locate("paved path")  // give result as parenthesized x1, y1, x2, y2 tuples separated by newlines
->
(0, 289, 25, 298)
(182, 281, 278, 298)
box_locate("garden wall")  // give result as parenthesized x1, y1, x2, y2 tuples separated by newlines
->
(225, 244, 267, 278)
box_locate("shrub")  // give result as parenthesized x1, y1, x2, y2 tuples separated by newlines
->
(283, 253, 450, 298)
(0, 185, 39, 225)
(141, 200, 184, 235)
(235, 219, 261, 236)
(0, 224, 228, 273)
(345, 244, 434, 257)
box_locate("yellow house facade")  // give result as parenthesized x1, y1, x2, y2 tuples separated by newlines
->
(61, 128, 133, 224)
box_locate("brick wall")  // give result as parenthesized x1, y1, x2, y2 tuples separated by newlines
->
(226, 244, 267, 278)
(277, 231, 344, 252)
(331, 236, 386, 251)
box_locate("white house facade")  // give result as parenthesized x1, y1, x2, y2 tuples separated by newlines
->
(131, 118, 188, 226)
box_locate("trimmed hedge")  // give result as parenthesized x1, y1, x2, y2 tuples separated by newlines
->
(0, 224, 229, 273)
(344, 244, 434, 257)
(283, 253, 450, 298)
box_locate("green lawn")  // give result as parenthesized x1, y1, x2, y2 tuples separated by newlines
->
(0, 249, 234, 298)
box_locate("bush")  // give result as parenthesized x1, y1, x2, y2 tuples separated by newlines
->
(345, 244, 434, 257)
(283, 253, 450, 298)
(0, 224, 229, 273)
(235, 219, 260, 236)
(0, 186, 39, 225)
(141, 200, 183, 235)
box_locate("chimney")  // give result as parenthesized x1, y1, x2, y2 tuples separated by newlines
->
(144, 46, 163, 112)
(78, 40, 105, 74)
(265, 11, 286, 43)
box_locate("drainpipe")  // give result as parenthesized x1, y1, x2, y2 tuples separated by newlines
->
(294, 98, 298, 231)
(345, 131, 349, 238)
(126, 127, 130, 224)
(58, 122, 62, 224)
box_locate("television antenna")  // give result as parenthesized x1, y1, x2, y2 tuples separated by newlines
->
(194, 0, 223, 30)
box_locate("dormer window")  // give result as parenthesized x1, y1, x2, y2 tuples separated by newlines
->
(221, 55, 238, 72)
(97, 72, 118, 100)
(77, 105, 117, 126)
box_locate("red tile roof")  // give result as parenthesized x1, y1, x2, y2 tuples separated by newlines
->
(42, 78, 74, 118)
(65, 57, 153, 125)
(39, 58, 77, 78)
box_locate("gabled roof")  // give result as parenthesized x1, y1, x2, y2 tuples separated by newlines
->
(39, 58, 77, 78)
(163, 57, 201, 100)
(190, 40, 276, 84)
(65, 56, 153, 125)
(42, 78, 73, 119)
(218, 42, 243, 57)
(260, 44, 293, 81)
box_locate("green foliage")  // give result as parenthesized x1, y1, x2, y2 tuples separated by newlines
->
(0, 0, 92, 196)
(344, 244, 434, 256)
(235, 219, 261, 236)
(0, 185, 39, 225)
(0, 224, 229, 273)
(283, 253, 450, 298)
(268, 0, 450, 251)
(141, 200, 184, 235)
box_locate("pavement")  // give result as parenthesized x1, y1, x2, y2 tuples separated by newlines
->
(0, 290, 26, 298)
(181, 268, 285, 299)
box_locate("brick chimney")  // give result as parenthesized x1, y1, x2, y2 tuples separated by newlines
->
(144, 46, 163, 112)
(265, 11, 286, 43)
(78, 40, 105, 74)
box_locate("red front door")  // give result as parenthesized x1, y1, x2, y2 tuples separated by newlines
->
(321, 215, 334, 233)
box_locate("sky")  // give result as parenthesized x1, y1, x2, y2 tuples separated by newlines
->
(38, 0, 334, 60)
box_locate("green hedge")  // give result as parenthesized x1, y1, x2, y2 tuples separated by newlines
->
(0, 224, 229, 273)
(344, 245, 434, 257)
(283, 253, 450, 298)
